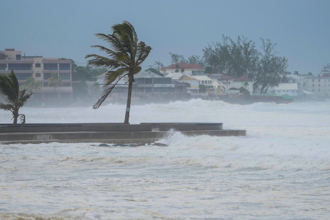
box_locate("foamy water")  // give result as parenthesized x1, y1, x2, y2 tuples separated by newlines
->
(1, 99, 330, 219)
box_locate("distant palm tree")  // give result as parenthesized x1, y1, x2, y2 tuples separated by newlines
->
(0, 70, 33, 124)
(22, 76, 42, 93)
(85, 21, 151, 124)
(48, 73, 62, 93)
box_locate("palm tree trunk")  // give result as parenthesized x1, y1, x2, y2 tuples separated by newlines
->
(13, 110, 18, 125)
(124, 74, 133, 124)
(13, 117, 18, 125)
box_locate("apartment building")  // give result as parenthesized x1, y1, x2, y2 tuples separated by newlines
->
(303, 77, 330, 97)
(0, 49, 72, 100)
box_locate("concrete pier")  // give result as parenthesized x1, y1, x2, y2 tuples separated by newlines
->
(0, 123, 246, 144)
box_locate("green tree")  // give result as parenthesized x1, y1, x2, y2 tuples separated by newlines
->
(153, 60, 164, 71)
(169, 53, 187, 64)
(0, 70, 33, 124)
(85, 21, 151, 124)
(253, 39, 288, 94)
(187, 55, 205, 67)
(203, 35, 259, 77)
(199, 84, 207, 93)
(22, 77, 42, 92)
(48, 73, 62, 93)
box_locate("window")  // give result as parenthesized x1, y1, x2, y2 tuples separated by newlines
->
(0, 64, 6, 70)
(0, 54, 6, 60)
(35, 73, 41, 77)
(145, 78, 152, 84)
(16, 55, 21, 60)
(16, 73, 32, 80)
(319, 89, 320, 92)
(312, 79, 314, 82)
(135, 78, 144, 84)
(43, 73, 51, 79)
(153, 78, 171, 84)
(319, 84, 320, 87)
(59, 73, 70, 80)
(312, 84, 314, 87)
(8, 63, 31, 70)
(318, 79, 320, 82)
(59, 63, 70, 70)
(312, 89, 314, 92)
(44, 63, 58, 70)
(35, 63, 41, 68)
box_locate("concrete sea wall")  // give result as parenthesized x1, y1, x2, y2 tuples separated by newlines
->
(0, 123, 246, 144)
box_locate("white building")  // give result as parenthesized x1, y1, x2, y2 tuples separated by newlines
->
(269, 83, 298, 96)
(160, 62, 204, 76)
(193, 75, 213, 87)
(232, 76, 253, 94)
(178, 75, 200, 95)
(217, 74, 234, 93)
(302, 76, 330, 97)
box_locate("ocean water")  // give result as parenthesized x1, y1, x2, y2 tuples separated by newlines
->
(0, 99, 330, 219)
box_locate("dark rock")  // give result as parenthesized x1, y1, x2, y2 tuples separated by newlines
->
(153, 143, 168, 147)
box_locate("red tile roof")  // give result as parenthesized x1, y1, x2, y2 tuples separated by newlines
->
(234, 76, 252, 82)
(161, 62, 204, 71)
(220, 74, 233, 80)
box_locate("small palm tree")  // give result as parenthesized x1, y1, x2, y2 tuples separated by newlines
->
(48, 73, 62, 93)
(22, 76, 42, 92)
(0, 70, 33, 124)
(85, 21, 151, 124)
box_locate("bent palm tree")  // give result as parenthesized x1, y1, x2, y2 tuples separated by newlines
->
(0, 70, 33, 124)
(22, 76, 42, 92)
(48, 73, 62, 93)
(85, 21, 151, 124)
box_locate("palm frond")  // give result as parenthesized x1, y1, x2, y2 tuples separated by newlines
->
(8, 70, 19, 96)
(104, 68, 128, 86)
(85, 54, 121, 69)
(17, 90, 34, 107)
(0, 71, 19, 103)
(0, 102, 14, 111)
(136, 42, 152, 65)
(94, 33, 128, 55)
(93, 73, 128, 109)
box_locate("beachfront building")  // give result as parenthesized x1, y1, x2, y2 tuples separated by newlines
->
(268, 83, 299, 96)
(303, 76, 330, 97)
(160, 62, 204, 78)
(95, 71, 175, 96)
(216, 74, 234, 92)
(232, 76, 253, 94)
(0, 49, 72, 100)
(178, 75, 200, 95)
(193, 75, 213, 87)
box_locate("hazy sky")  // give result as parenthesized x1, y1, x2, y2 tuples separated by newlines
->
(1, 0, 329, 74)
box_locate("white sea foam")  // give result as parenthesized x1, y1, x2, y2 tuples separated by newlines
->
(1, 99, 330, 219)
